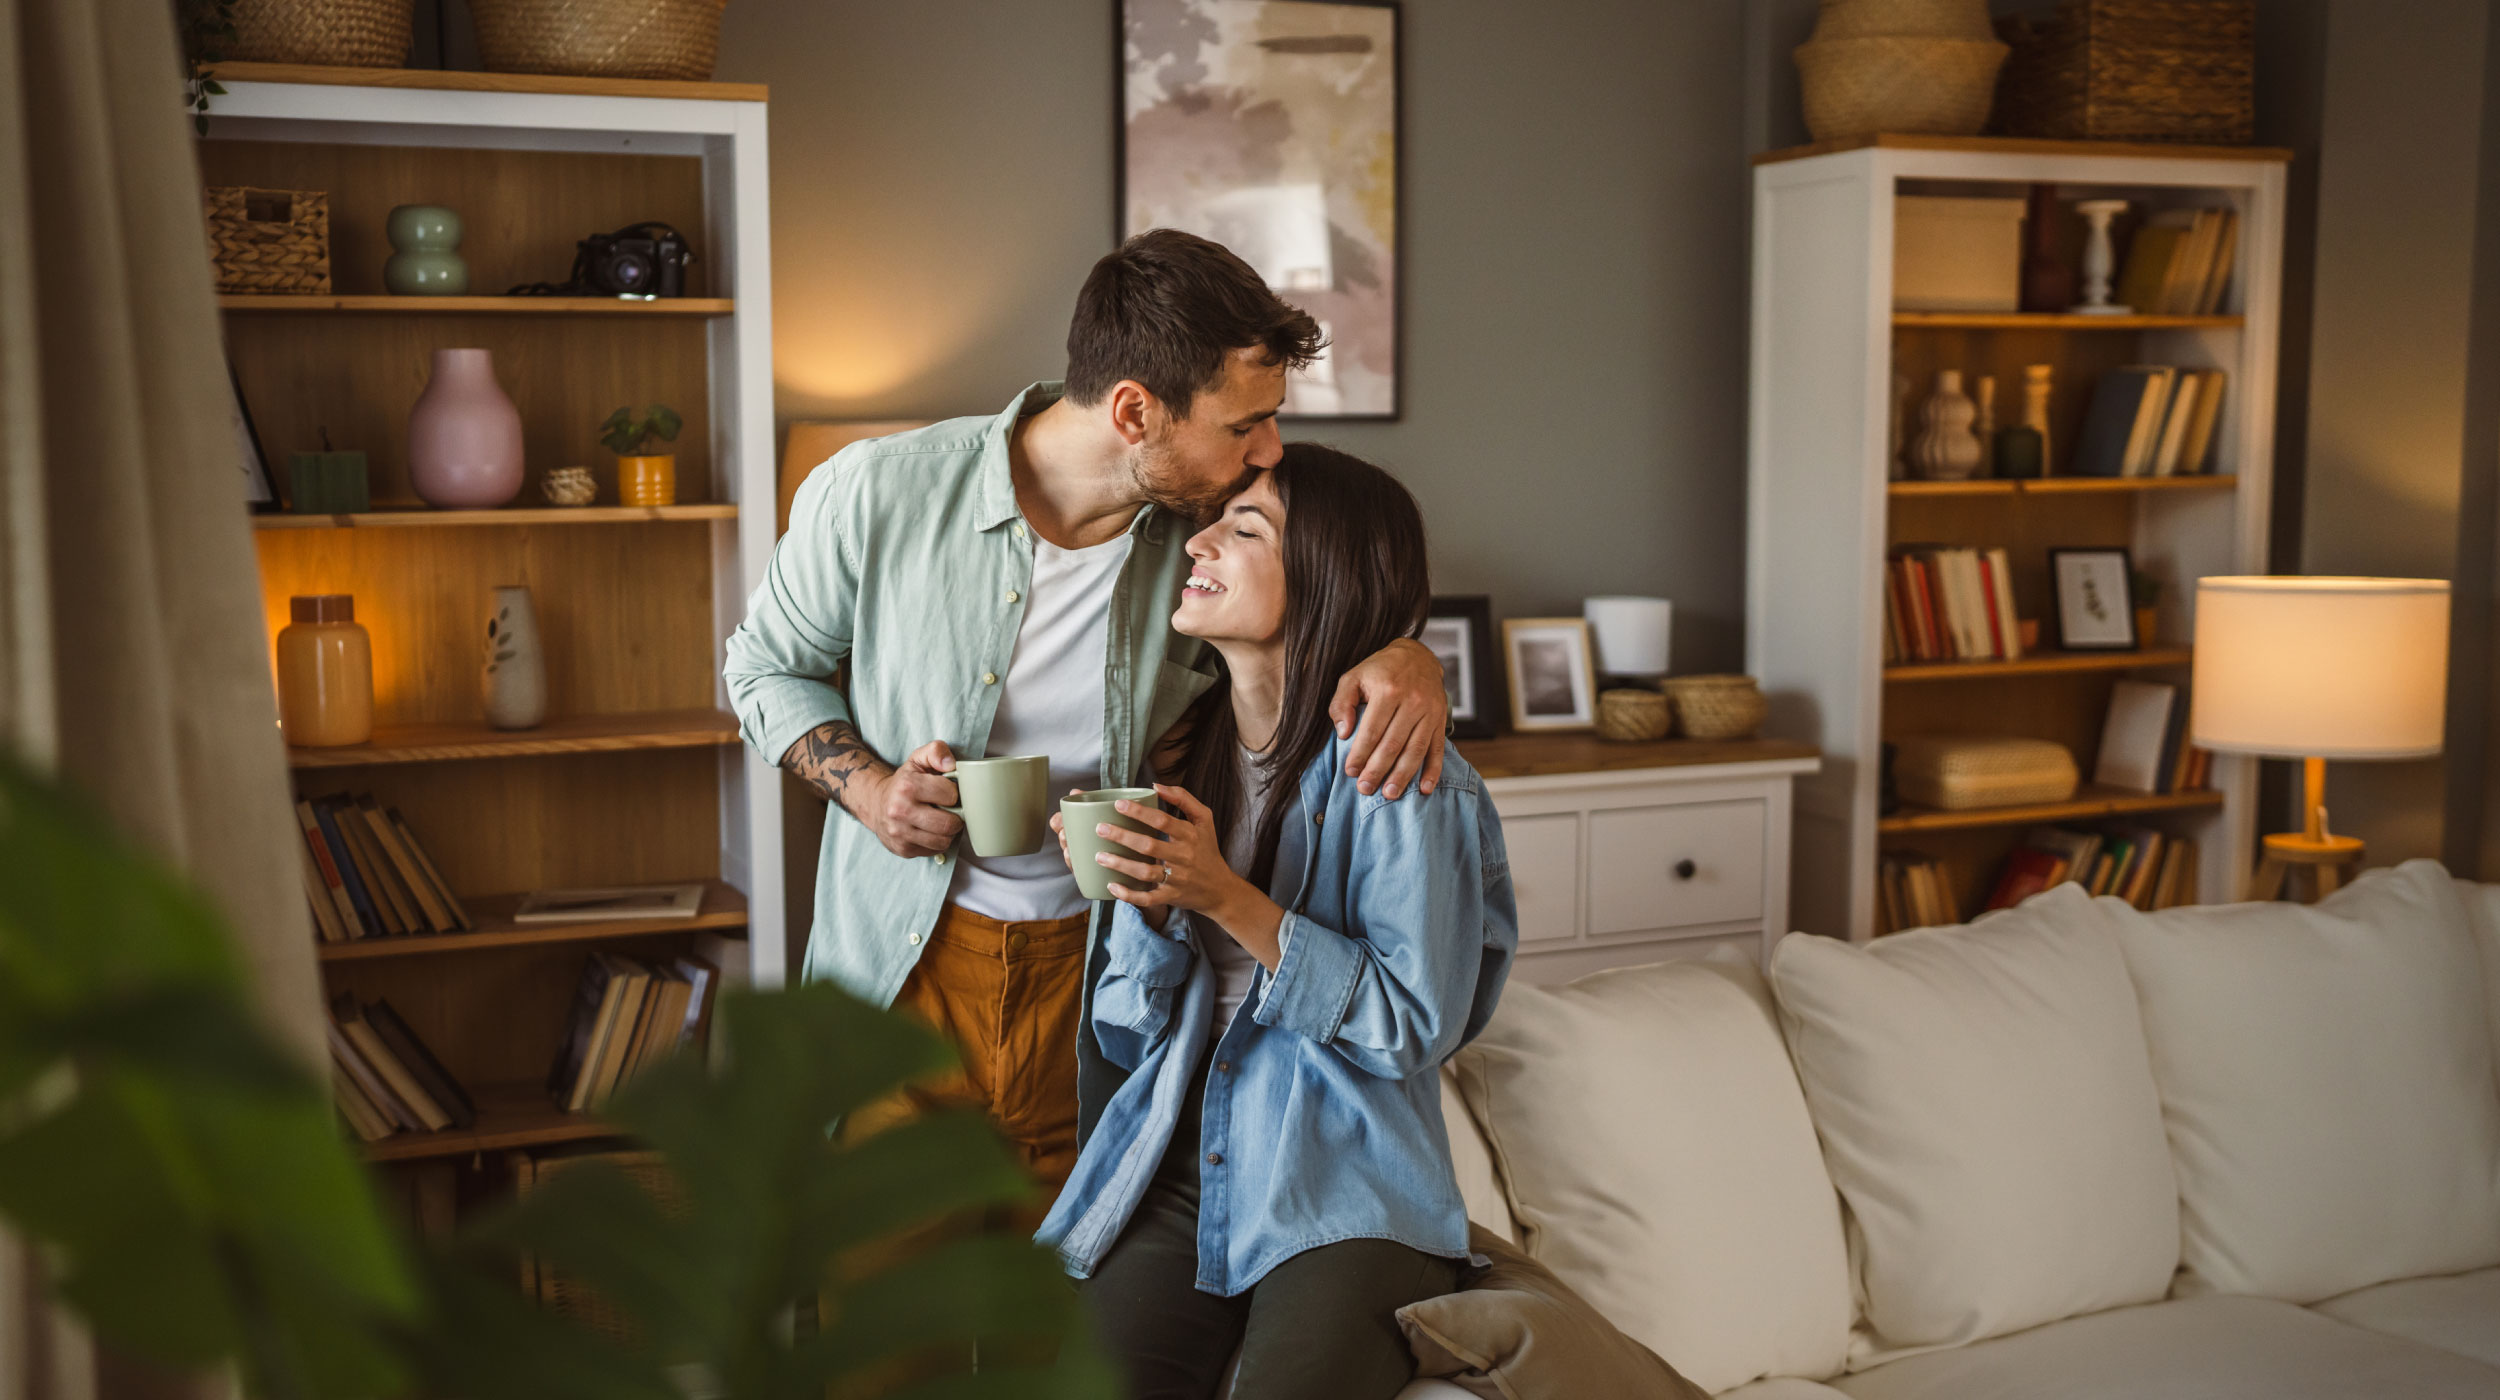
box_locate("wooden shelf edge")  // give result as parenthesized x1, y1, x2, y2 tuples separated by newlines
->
(1890, 474, 2238, 497)
(1458, 734, 1819, 781)
(209, 61, 767, 103)
(1884, 647, 2193, 682)
(318, 881, 747, 961)
(1754, 133, 2293, 166)
(288, 708, 741, 768)
(220, 294, 733, 316)
(360, 1082, 624, 1162)
(1892, 312, 2242, 330)
(1878, 786, 2224, 834)
(256, 504, 738, 529)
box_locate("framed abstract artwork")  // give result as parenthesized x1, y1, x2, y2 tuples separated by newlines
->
(1120, 0, 1400, 419)
(1423, 595, 1502, 739)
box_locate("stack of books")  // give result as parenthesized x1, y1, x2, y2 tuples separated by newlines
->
(328, 996, 474, 1143)
(295, 794, 472, 942)
(2115, 207, 2239, 316)
(2094, 680, 2212, 795)
(2072, 366, 2228, 477)
(1983, 825, 2202, 913)
(546, 953, 720, 1113)
(1885, 546, 2023, 664)
(1877, 850, 1962, 934)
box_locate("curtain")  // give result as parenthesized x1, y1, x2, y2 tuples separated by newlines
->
(0, 0, 329, 1391)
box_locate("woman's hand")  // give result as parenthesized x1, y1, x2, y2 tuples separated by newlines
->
(1090, 785, 1247, 913)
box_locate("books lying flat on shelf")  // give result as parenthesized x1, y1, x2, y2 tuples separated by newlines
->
(2115, 207, 2239, 315)
(1981, 824, 2203, 914)
(2072, 366, 2226, 477)
(1885, 546, 2022, 665)
(328, 996, 474, 1142)
(295, 794, 473, 942)
(513, 883, 708, 924)
(2093, 680, 2205, 794)
(546, 952, 719, 1112)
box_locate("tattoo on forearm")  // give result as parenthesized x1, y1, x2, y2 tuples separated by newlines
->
(785, 721, 885, 812)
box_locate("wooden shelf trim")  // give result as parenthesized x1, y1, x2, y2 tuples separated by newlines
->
(1885, 647, 2193, 682)
(318, 880, 746, 962)
(1892, 312, 2242, 330)
(255, 504, 738, 529)
(1458, 734, 1819, 781)
(1754, 133, 2293, 166)
(1889, 474, 2238, 497)
(208, 61, 767, 103)
(220, 294, 733, 317)
(287, 709, 740, 768)
(361, 1081, 622, 1162)
(1879, 785, 2224, 834)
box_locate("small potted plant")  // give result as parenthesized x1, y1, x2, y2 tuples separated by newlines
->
(2131, 569, 2163, 646)
(602, 403, 683, 507)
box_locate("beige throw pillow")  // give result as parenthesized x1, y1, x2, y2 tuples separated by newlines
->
(1399, 1224, 1710, 1400)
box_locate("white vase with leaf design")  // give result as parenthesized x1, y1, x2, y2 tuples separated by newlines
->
(481, 585, 546, 730)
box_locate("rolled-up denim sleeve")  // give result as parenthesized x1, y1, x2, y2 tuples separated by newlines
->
(723, 456, 858, 767)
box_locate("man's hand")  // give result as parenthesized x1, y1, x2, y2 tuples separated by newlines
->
(1328, 636, 1450, 800)
(783, 725, 963, 858)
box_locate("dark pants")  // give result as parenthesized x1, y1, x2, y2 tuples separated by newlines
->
(1079, 1045, 1460, 1400)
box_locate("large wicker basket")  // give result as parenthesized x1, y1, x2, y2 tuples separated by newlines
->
(1795, 35, 2009, 141)
(471, 0, 728, 81)
(204, 187, 331, 295)
(1993, 0, 2254, 144)
(224, 0, 412, 67)
(513, 1149, 683, 1343)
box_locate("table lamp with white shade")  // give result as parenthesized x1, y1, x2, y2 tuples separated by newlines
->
(2189, 576, 2449, 901)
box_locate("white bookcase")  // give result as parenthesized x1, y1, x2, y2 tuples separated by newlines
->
(1746, 136, 2289, 942)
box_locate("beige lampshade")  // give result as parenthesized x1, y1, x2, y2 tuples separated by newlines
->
(2189, 577, 2450, 759)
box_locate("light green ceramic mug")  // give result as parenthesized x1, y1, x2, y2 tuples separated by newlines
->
(943, 755, 1052, 857)
(1060, 787, 1163, 900)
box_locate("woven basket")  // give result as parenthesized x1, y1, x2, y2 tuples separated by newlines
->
(204, 187, 331, 295)
(1796, 35, 2008, 141)
(513, 1149, 683, 1343)
(1993, 0, 2254, 144)
(1809, 0, 1997, 42)
(1662, 674, 1768, 741)
(1892, 735, 2078, 810)
(224, 0, 412, 66)
(1596, 689, 1671, 743)
(472, 0, 728, 80)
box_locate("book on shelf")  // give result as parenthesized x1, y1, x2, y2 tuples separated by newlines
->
(1980, 824, 2203, 914)
(2073, 367, 2228, 478)
(2115, 208, 2239, 316)
(327, 996, 471, 1141)
(1884, 546, 2021, 665)
(2093, 680, 2205, 795)
(1877, 850, 1962, 934)
(513, 882, 708, 924)
(295, 795, 471, 941)
(546, 952, 720, 1112)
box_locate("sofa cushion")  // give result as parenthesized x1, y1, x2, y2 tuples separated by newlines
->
(1769, 886, 2179, 1361)
(1451, 957, 1852, 1394)
(1397, 1224, 1710, 1400)
(1439, 1067, 1515, 1243)
(2465, 879, 2500, 1089)
(1828, 1295, 2500, 1400)
(1719, 1382, 1853, 1400)
(2116, 860, 2500, 1302)
(2312, 1266, 2500, 1370)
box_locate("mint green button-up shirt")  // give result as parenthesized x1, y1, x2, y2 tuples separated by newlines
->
(723, 383, 1217, 1007)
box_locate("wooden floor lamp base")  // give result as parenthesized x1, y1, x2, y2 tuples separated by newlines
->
(2248, 831, 2367, 903)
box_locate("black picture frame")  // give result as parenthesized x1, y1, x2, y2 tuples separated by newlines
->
(2048, 547, 2138, 651)
(1423, 595, 1502, 739)
(1115, 0, 1403, 421)
(228, 361, 280, 512)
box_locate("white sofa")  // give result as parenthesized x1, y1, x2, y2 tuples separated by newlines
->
(1404, 860, 2500, 1399)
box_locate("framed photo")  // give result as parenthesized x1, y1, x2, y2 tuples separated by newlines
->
(1119, 0, 1400, 419)
(227, 362, 279, 512)
(1423, 596, 1502, 739)
(1502, 617, 1599, 732)
(2048, 547, 2137, 650)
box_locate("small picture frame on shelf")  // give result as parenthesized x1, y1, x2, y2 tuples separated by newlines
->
(2048, 547, 2138, 650)
(1423, 596, 1502, 739)
(1501, 617, 1599, 732)
(228, 363, 279, 511)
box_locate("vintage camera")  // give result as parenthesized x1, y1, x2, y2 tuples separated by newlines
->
(574, 221, 693, 299)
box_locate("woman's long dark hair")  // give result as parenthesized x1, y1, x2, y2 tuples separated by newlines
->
(1175, 443, 1431, 889)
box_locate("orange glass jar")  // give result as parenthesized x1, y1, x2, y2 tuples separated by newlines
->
(275, 594, 373, 747)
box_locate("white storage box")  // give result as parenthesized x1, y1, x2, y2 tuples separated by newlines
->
(1894, 196, 2026, 313)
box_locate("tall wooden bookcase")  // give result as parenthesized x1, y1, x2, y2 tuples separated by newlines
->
(1746, 136, 2290, 942)
(200, 65, 784, 1169)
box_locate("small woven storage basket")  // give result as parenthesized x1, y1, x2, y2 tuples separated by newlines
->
(1662, 675, 1769, 741)
(1596, 689, 1671, 743)
(1795, 35, 2008, 141)
(1993, 0, 2254, 144)
(1891, 735, 2078, 810)
(224, 0, 412, 67)
(472, 0, 728, 80)
(513, 1149, 682, 1343)
(204, 187, 331, 295)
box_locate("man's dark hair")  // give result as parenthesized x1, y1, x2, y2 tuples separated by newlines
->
(1064, 229, 1326, 418)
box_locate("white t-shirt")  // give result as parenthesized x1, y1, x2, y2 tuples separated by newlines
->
(946, 530, 1134, 922)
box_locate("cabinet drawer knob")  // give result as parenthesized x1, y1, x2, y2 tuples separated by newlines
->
(1674, 859, 1698, 880)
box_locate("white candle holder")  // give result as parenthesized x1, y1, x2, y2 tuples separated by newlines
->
(2071, 199, 2132, 315)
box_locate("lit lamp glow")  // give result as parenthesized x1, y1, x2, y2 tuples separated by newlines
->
(2189, 576, 2448, 899)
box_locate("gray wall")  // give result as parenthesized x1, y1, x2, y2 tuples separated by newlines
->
(714, 0, 1754, 671)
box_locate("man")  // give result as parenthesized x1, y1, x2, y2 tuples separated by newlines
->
(723, 230, 1448, 1194)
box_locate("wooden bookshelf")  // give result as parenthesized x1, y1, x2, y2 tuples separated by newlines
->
(205, 60, 768, 103)
(1891, 312, 2242, 331)
(1879, 785, 2225, 835)
(220, 294, 733, 316)
(319, 880, 748, 962)
(287, 710, 740, 768)
(362, 1081, 622, 1163)
(1889, 475, 2238, 498)
(1884, 647, 2194, 682)
(255, 504, 740, 529)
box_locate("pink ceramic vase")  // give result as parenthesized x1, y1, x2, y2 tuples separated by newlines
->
(408, 348, 524, 508)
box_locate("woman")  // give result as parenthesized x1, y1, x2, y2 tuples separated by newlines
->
(1038, 443, 1518, 1400)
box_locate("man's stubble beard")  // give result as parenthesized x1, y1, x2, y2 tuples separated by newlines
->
(1129, 435, 1255, 524)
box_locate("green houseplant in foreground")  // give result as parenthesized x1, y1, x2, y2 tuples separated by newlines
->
(0, 757, 1112, 1399)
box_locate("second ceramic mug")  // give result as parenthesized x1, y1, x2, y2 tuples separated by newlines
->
(1060, 787, 1162, 900)
(944, 755, 1053, 857)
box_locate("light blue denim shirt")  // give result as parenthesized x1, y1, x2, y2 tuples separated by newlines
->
(720, 384, 1215, 1005)
(1038, 734, 1517, 1295)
